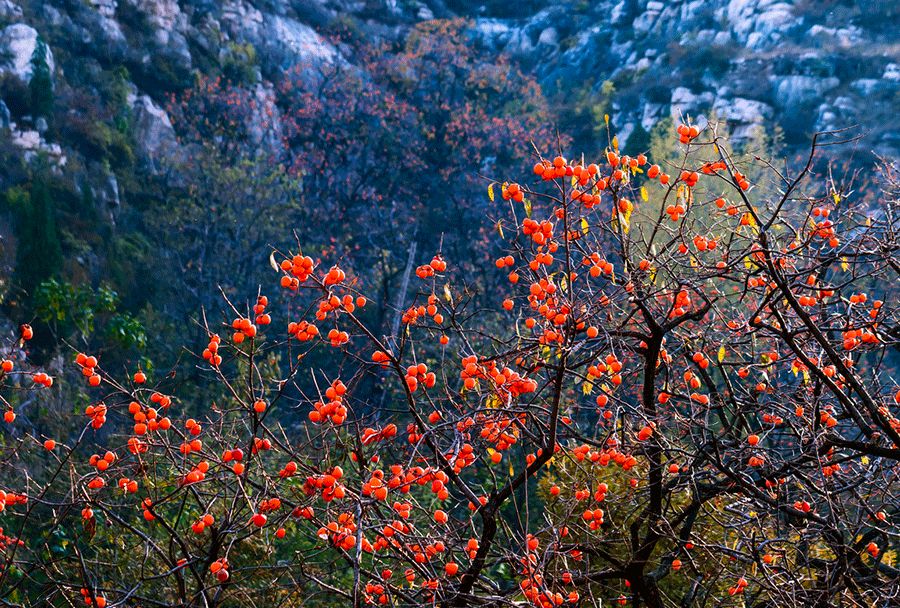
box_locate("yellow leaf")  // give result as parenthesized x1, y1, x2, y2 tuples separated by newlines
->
(717, 345, 726, 362)
(524, 198, 532, 218)
(268, 251, 280, 272)
(581, 218, 589, 234)
(443, 283, 452, 304)
(604, 114, 609, 125)
(582, 380, 593, 395)
(616, 201, 633, 234)
(832, 192, 840, 205)
(840, 257, 849, 272)
(612, 136, 619, 151)
(496, 220, 505, 239)
(640, 186, 649, 202)
(487, 183, 495, 202)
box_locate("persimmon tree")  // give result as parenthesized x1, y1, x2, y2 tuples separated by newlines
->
(154, 22, 557, 340)
(0, 123, 897, 608)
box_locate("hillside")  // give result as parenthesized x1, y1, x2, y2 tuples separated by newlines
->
(0, 0, 897, 341)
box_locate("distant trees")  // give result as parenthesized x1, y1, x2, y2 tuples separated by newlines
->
(28, 38, 52, 129)
(164, 19, 559, 335)
(9, 176, 61, 299)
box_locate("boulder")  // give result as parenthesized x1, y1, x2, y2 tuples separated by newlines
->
(670, 86, 714, 120)
(0, 1, 22, 21)
(713, 97, 773, 142)
(773, 75, 840, 108)
(723, 0, 798, 50)
(128, 93, 178, 170)
(221, 1, 339, 71)
(9, 125, 66, 166)
(0, 23, 54, 82)
(89, 0, 117, 18)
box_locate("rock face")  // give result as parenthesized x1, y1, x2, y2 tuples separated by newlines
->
(220, 2, 339, 70)
(8, 124, 65, 166)
(128, 93, 178, 171)
(0, 23, 54, 82)
(472, 0, 898, 155)
(774, 75, 840, 109)
(0, 0, 898, 177)
(0, 1, 23, 21)
(724, 0, 799, 50)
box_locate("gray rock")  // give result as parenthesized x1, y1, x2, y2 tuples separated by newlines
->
(0, 1, 22, 21)
(713, 31, 733, 46)
(713, 97, 773, 142)
(670, 86, 714, 120)
(773, 75, 840, 108)
(132, 0, 181, 32)
(103, 171, 120, 207)
(9, 126, 66, 166)
(808, 24, 862, 48)
(89, 0, 117, 18)
(850, 79, 883, 96)
(723, 0, 799, 50)
(0, 23, 55, 82)
(633, 4, 661, 34)
(537, 27, 558, 47)
(221, 1, 339, 70)
(128, 93, 178, 171)
(0, 99, 9, 129)
(641, 103, 665, 131)
(815, 96, 858, 132)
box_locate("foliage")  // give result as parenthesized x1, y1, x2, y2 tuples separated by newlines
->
(32, 278, 146, 350)
(28, 38, 53, 128)
(0, 122, 896, 608)
(8, 177, 62, 299)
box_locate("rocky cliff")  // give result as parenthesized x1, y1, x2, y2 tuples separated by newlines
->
(1, 0, 897, 180)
